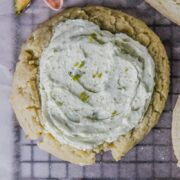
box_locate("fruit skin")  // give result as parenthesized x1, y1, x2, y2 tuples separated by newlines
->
(15, 0, 31, 15)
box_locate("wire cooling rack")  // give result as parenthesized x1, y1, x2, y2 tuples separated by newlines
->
(13, 0, 180, 179)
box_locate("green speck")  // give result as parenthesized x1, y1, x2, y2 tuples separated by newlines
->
(72, 74, 81, 81)
(132, 107, 140, 111)
(92, 72, 102, 79)
(53, 48, 58, 53)
(92, 73, 96, 78)
(97, 72, 102, 79)
(74, 61, 85, 68)
(115, 40, 137, 56)
(125, 67, 128, 73)
(118, 86, 126, 91)
(78, 61, 85, 68)
(88, 33, 105, 44)
(57, 101, 64, 106)
(112, 110, 118, 117)
(80, 92, 89, 102)
(88, 33, 97, 43)
(123, 38, 130, 42)
(73, 62, 79, 67)
(90, 33, 97, 39)
(87, 112, 98, 121)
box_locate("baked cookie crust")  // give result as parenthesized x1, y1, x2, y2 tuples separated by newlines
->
(10, 6, 170, 165)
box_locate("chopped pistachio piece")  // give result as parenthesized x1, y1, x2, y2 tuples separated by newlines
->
(80, 92, 89, 102)
(57, 101, 64, 106)
(125, 67, 128, 72)
(132, 107, 140, 111)
(88, 33, 96, 43)
(73, 62, 79, 67)
(92, 73, 96, 78)
(97, 72, 102, 78)
(92, 72, 103, 79)
(112, 110, 118, 117)
(88, 33, 105, 44)
(78, 61, 85, 68)
(72, 74, 81, 81)
(74, 61, 85, 68)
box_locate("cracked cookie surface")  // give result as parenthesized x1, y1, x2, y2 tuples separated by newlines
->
(11, 6, 169, 165)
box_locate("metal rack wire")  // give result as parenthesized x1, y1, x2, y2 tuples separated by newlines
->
(14, 1, 180, 179)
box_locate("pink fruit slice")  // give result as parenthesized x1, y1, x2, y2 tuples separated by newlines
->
(43, 0, 64, 10)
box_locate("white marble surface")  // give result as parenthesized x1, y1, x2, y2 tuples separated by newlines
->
(0, 1, 14, 179)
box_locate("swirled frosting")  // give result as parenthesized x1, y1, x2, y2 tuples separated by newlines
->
(39, 19, 155, 150)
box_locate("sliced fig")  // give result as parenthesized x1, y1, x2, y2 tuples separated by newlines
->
(43, 0, 64, 11)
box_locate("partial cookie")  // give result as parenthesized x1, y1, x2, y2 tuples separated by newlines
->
(146, 0, 180, 25)
(172, 95, 180, 167)
(11, 6, 170, 165)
